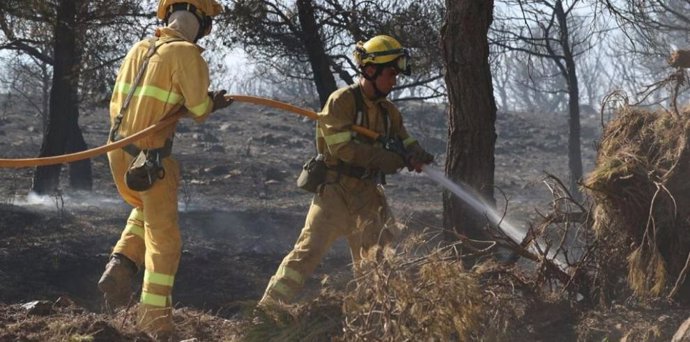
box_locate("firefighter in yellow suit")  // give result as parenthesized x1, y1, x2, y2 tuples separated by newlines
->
(259, 35, 434, 306)
(97, 0, 231, 339)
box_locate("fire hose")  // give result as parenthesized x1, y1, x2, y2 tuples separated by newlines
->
(0, 95, 383, 168)
(0, 94, 533, 251)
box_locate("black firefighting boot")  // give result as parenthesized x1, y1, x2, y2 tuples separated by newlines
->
(98, 253, 138, 310)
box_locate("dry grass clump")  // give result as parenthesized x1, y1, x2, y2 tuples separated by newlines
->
(583, 106, 690, 302)
(670, 50, 690, 68)
(576, 302, 687, 342)
(244, 292, 343, 342)
(338, 234, 485, 341)
(247, 227, 584, 342)
(0, 298, 251, 341)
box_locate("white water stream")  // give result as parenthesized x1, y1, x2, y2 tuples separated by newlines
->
(422, 165, 526, 243)
(423, 164, 578, 272)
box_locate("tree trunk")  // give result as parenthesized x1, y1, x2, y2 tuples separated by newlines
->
(31, 0, 91, 194)
(67, 124, 92, 190)
(296, 0, 338, 107)
(441, 0, 497, 241)
(555, 0, 582, 199)
(566, 67, 582, 199)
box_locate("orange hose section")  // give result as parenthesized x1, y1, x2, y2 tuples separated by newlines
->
(0, 95, 380, 168)
(0, 113, 184, 168)
(230, 95, 379, 139)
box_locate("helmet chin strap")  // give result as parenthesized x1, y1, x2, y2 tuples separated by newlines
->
(361, 65, 389, 99)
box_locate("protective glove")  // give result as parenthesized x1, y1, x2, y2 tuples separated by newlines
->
(208, 90, 233, 112)
(370, 148, 406, 174)
(406, 144, 434, 173)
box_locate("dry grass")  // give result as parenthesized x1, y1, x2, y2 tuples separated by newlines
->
(584, 105, 690, 302)
(243, 293, 343, 342)
(340, 240, 483, 341)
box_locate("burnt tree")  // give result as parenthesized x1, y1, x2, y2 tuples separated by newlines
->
(441, 0, 497, 242)
(31, 0, 91, 194)
(296, 0, 337, 106)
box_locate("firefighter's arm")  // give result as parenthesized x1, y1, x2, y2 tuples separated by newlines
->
(173, 46, 213, 123)
(319, 91, 405, 173)
(387, 105, 434, 172)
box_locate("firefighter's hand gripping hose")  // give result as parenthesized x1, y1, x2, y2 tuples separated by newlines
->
(0, 95, 385, 168)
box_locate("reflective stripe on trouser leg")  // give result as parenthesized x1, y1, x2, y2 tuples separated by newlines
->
(260, 184, 354, 305)
(263, 264, 306, 302)
(141, 269, 175, 307)
(109, 148, 147, 266)
(139, 157, 181, 311)
(113, 207, 146, 266)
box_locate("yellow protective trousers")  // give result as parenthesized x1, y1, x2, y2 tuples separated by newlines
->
(260, 171, 394, 304)
(107, 148, 181, 331)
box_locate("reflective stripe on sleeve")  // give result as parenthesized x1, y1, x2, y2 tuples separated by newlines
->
(114, 82, 182, 105)
(188, 96, 212, 117)
(323, 131, 352, 146)
(144, 270, 175, 287)
(403, 137, 417, 147)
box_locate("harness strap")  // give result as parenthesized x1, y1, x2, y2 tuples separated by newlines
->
(334, 84, 385, 183)
(109, 36, 184, 158)
(348, 83, 365, 138)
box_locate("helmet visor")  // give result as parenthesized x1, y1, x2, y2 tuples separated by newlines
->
(393, 49, 411, 76)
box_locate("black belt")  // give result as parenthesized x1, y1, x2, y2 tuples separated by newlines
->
(122, 138, 173, 159)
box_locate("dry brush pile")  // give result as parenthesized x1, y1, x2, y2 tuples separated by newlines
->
(584, 104, 690, 304)
(249, 228, 578, 342)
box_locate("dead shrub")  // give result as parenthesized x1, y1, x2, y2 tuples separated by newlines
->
(583, 105, 690, 302)
(339, 235, 485, 341)
(244, 292, 343, 342)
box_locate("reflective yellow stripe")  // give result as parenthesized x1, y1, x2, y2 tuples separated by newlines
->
(188, 96, 212, 117)
(277, 265, 304, 285)
(114, 81, 182, 105)
(324, 131, 352, 146)
(125, 223, 144, 239)
(126, 208, 145, 239)
(271, 281, 294, 299)
(129, 208, 144, 221)
(141, 291, 168, 307)
(403, 137, 417, 147)
(144, 270, 175, 287)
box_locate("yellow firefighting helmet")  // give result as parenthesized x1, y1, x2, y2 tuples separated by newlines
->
(157, 0, 223, 38)
(353, 35, 411, 76)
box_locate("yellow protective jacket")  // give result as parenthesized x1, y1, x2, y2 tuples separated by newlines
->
(109, 27, 213, 149)
(316, 85, 418, 171)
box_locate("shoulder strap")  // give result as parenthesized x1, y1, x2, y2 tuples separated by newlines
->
(348, 84, 366, 139)
(378, 103, 391, 141)
(348, 83, 365, 126)
(109, 37, 184, 142)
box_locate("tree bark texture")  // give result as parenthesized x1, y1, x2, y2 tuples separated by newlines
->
(31, 0, 91, 194)
(297, 0, 338, 107)
(554, 1, 582, 198)
(441, 0, 497, 241)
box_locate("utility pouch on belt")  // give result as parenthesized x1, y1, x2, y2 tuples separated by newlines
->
(296, 154, 327, 193)
(125, 150, 166, 192)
